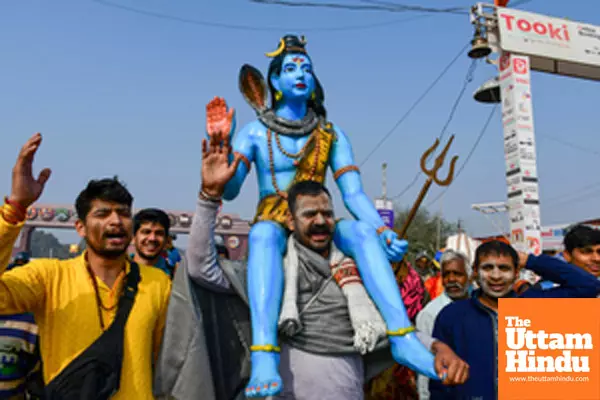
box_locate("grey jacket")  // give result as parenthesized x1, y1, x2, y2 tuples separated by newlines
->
(153, 254, 251, 400)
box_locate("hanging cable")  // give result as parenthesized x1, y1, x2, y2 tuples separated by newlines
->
(546, 187, 600, 208)
(537, 133, 600, 158)
(426, 105, 499, 207)
(250, 0, 534, 14)
(92, 0, 432, 32)
(544, 180, 600, 207)
(439, 60, 478, 142)
(251, 0, 466, 14)
(358, 42, 470, 167)
(390, 58, 478, 200)
(480, 211, 511, 241)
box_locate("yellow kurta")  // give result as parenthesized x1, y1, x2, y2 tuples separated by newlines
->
(0, 206, 171, 399)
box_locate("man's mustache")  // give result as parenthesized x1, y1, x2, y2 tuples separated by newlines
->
(445, 282, 465, 290)
(308, 225, 332, 235)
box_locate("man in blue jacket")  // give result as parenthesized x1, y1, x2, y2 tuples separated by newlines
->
(430, 240, 600, 399)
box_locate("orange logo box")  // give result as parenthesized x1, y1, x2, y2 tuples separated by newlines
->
(499, 298, 600, 400)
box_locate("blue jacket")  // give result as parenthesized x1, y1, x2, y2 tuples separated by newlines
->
(430, 254, 600, 400)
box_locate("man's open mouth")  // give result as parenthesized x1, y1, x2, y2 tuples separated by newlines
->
(489, 284, 506, 292)
(105, 232, 127, 245)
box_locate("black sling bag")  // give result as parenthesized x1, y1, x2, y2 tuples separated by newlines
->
(44, 262, 141, 400)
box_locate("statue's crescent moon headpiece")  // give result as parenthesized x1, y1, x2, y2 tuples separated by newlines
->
(265, 35, 307, 58)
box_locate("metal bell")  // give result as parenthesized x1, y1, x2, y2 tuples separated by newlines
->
(468, 36, 492, 59)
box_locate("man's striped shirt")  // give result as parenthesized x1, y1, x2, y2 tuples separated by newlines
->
(0, 313, 38, 398)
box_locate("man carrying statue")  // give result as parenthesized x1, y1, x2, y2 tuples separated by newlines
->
(203, 34, 443, 397)
(153, 128, 470, 400)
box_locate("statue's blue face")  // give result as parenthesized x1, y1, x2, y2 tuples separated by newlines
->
(271, 53, 315, 102)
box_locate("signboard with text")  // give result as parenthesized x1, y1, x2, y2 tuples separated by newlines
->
(499, 52, 542, 282)
(497, 7, 600, 80)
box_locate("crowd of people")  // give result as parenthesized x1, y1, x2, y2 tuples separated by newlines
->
(0, 133, 599, 400)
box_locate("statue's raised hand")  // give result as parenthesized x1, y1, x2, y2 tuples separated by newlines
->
(10, 133, 52, 209)
(206, 96, 235, 143)
(201, 135, 242, 198)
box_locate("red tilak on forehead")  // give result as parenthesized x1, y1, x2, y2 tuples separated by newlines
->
(292, 56, 305, 64)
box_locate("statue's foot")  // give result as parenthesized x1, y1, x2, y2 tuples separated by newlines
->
(245, 351, 283, 398)
(389, 332, 439, 380)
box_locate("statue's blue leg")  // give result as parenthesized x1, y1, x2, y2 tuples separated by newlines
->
(245, 221, 287, 398)
(334, 220, 439, 380)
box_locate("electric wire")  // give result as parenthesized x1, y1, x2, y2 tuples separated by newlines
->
(480, 211, 511, 241)
(358, 42, 470, 168)
(251, 0, 533, 15)
(390, 58, 478, 200)
(92, 0, 432, 32)
(537, 133, 600, 158)
(545, 180, 600, 207)
(426, 104, 499, 207)
(544, 187, 600, 209)
(250, 0, 466, 14)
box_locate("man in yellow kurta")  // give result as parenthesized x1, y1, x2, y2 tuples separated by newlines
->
(0, 133, 171, 399)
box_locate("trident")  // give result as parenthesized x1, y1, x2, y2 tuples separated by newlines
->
(396, 135, 459, 240)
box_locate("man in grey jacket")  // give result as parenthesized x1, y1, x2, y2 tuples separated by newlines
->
(154, 136, 469, 400)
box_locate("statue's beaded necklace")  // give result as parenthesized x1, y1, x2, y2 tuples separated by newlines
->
(267, 128, 321, 199)
(274, 129, 314, 159)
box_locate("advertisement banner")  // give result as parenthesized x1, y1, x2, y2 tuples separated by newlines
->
(497, 7, 600, 69)
(499, 52, 542, 265)
(541, 224, 568, 251)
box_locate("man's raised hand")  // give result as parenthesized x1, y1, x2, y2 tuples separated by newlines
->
(201, 134, 241, 198)
(10, 133, 51, 208)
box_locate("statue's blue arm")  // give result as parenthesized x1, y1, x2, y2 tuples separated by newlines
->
(221, 122, 255, 201)
(329, 125, 386, 229)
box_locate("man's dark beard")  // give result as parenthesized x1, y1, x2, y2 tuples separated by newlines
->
(85, 240, 127, 260)
(135, 246, 162, 263)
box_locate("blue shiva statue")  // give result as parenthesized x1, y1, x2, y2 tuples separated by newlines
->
(204, 35, 439, 398)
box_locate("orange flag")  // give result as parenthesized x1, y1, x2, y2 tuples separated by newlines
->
(495, 0, 510, 6)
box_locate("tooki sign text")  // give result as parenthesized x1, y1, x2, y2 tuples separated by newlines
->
(499, 13, 571, 42)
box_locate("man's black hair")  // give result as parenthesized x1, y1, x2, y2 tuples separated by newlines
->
(564, 224, 600, 253)
(287, 180, 331, 215)
(75, 176, 133, 220)
(474, 240, 519, 270)
(133, 208, 171, 235)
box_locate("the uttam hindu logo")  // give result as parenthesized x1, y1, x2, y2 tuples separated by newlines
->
(505, 316, 591, 373)
(499, 299, 600, 400)
(500, 13, 571, 42)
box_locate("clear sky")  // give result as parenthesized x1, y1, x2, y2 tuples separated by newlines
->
(1, 0, 599, 246)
